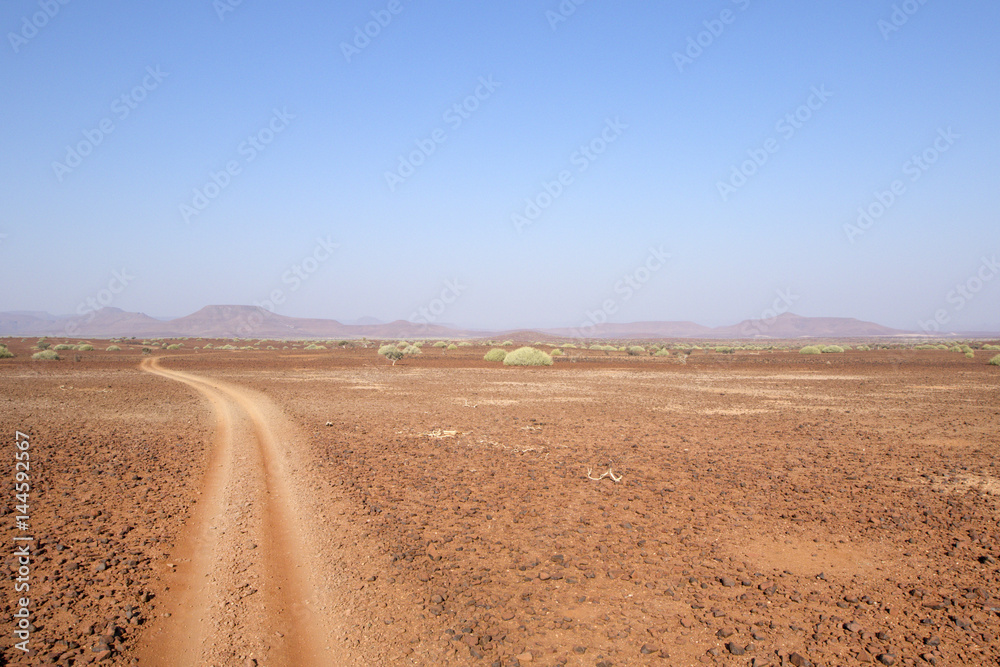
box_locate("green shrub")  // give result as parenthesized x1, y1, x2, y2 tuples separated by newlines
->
(164, 343, 181, 350)
(75, 343, 94, 351)
(458, 341, 473, 347)
(412, 341, 425, 348)
(654, 348, 670, 357)
(799, 345, 822, 355)
(35, 340, 51, 350)
(714, 346, 735, 354)
(501, 340, 514, 347)
(106, 345, 121, 352)
(627, 345, 646, 356)
(447, 343, 458, 350)
(218, 344, 237, 350)
(0, 345, 13, 359)
(484, 348, 507, 362)
(989, 354, 1000, 366)
(949, 345, 962, 353)
(54, 344, 74, 350)
(503, 347, 553, 366)
(304, 343, 327, 350)
(403, 345, 421, 355)
(378, 345, 404, 364)
(563, 343, 577, 349)
(396, 341, 410, 350)
(982, 344, 1000, 351)
(965, 351, 975, 359)
(433, 341, 448, 348)
(32, 350, 60, 361)
(855, 345, 871, 351)
(822, 345, 845, 353)
(550, 348, 563, 356)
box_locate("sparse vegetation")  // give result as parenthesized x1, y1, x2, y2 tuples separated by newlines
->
(54, 344, 74, 350)
(447, 343, 458, 350)
(106, 345, 121, 352)
(654, 348, 670, 357)
(35, 339, 51, 350)
(433, 341, 448, 348)
(627, 345, 646, 356)
(0, 344, 13, 359)
(502, 346, 553, 366)
(965, 351, 975, 359)
(458, 341, 473, 347)
(550, 348, 563, 356)
(32, 350, 60, 361)
(989, 354, 1000, 366)
(799, 345, 823, 355)
(378, 344, 404, 364)
(714, 346, 735, 354)
(484, 348, 507, 362)
(304, 343, 327, 350)
(501, 340, 514, 347)
(76, 343, 95, 351)
(166, 343, 182, 350)
(822, 345, 845, 353)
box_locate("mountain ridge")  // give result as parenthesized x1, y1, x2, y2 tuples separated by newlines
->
(3, 306, 991, 339)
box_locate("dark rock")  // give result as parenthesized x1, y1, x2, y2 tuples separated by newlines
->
(726, 641, 745, 656)
(789, 652, 812, 667)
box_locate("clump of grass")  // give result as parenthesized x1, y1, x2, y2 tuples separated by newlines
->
(165, 343, 182, 350)
(965, 351, 975, 359)
(32, 350, 60, 361)
(433, 341, 448, 348)
(501, 340, 514, 347)
(855, 345, 871, 351)
(106, 345, 121, 352)
(562, 343, 577, 349)
(304, 343, 327, 350)
(204, 343, 214, 349)
(447, 343, 458, 350)
(0, 344, 14, 359)
(799, 345, 822, 355)
(35, 338, 50, 350)
(550, 348, 563, 356)
(502, 346, 553, 366)
(822, 345, 845, 353)
(714, 346, 735, 354)
(626, 345, 646, 356)
(218, 344, 237, 350)
(458, 341, 473, 347)
(75, 343, 95, 351)
(989, 354, 1000, 366)
(54, 344, 74, 350)
(654, 348, 670, 357)
(484, 348, 507, 362)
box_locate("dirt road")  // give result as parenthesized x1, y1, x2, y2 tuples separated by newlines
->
(136, 357, 344, 666)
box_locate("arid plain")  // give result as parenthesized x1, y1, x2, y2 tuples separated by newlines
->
(2, 340, 999, 666)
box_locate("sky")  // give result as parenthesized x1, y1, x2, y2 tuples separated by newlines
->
(1, 1, 998, 333)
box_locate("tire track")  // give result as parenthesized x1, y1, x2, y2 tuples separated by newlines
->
(136, 357, 339, 666)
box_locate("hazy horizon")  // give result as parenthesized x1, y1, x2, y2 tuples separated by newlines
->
(3, 2, 998, 333)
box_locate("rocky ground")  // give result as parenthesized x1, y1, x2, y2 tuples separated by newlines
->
(1, 340, 998, 665)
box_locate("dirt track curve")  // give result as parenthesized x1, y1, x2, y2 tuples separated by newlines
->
(135, 357, 344, 666)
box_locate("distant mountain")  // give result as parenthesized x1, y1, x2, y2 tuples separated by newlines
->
(0, 306, 991, 340)
(711, 312, 907, 339)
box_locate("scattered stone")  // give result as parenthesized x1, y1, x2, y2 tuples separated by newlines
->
(789, 652, 812, 667)
(726, 641, 746, 656)
(877, 653, 896, 666)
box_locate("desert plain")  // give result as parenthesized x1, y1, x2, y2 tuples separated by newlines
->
(1, 339, 999, 666)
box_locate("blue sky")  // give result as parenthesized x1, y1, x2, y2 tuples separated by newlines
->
(2, 1, 998, 332)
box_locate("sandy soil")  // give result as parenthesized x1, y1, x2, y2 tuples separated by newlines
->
(1, 341, 998, 666)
